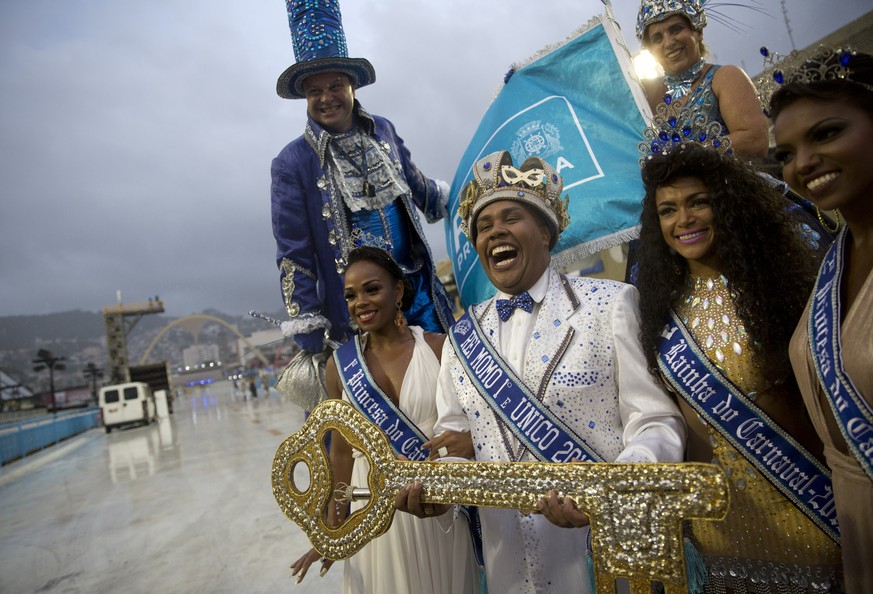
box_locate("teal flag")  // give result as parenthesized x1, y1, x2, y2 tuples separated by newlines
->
(445, 14, 650, 306)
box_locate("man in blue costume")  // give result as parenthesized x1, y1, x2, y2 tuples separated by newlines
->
(271, 0, 454, 355)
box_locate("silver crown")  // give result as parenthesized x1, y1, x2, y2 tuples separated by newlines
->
(638, 100, 732, 165)
(636, 0, 707, 43)
(349, 227, 393, 253)
(756, 45, 872, 112)
(458, 151, 569, 248)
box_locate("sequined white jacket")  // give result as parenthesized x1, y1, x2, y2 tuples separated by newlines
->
(434, 267, 685, 594)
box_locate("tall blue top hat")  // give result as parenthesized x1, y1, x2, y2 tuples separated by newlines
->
(276, 0, 376, 100)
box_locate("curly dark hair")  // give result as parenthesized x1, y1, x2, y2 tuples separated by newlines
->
(636, 144, 817, 380)
(769, 51, 873, 120)
(346, 246, 414, 311)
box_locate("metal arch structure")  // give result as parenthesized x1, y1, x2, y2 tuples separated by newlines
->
(139, 314, 270, 367)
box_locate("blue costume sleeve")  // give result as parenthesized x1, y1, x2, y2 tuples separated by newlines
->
(271, 145, 329, 353)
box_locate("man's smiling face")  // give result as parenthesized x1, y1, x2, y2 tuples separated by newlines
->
(474, 201, 552, 295)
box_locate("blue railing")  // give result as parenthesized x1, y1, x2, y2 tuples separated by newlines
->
(0, 407, 100, 465)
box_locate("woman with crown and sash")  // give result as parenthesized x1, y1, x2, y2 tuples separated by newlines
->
(767, 48, 873, 593)
(290, 245, 481, 594)
(635, 135, 844, 591)
(635, 0, 769, 159)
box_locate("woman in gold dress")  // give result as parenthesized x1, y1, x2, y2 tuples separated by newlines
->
(635, 143, 843, 592)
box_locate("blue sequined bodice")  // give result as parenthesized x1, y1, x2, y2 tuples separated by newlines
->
(349, 201, 419, 272)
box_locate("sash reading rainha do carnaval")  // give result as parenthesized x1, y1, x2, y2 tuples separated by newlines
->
(658, 310, 841, 544)
(335, 337, 429, 462)
(449, 310, 604, 464)
(809, 228, 873, 484)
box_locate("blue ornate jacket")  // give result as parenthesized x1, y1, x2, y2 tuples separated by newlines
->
(271, 102, 454, 353)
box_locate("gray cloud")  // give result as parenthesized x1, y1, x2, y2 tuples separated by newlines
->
(1, 0, 868, 318)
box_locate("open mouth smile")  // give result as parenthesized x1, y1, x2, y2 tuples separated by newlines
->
(806, 172, 839, 192)
(357, 310, 377, 323)
(676, 230, 706, 244)
(490, 244, 518, 269)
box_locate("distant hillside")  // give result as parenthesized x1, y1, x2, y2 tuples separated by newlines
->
(0, 308, 285, 396)
(0, 308, 285, 351)
(0, 310, 168, 351)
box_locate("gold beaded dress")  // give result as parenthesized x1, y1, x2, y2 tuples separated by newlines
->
(672, 274, 842, 593)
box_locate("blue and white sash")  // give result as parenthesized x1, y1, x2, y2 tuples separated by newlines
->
(449, 310, 603, 464)
(658, 311, 840, 544)
(335, 336, 486, 567)
(809, 229, 873, 483)
(334, 338, 429, 462)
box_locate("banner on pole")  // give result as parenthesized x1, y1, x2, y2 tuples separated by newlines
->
(445, 14, 650, 307)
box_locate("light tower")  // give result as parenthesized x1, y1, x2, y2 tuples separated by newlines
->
(102, 293, 165, 383)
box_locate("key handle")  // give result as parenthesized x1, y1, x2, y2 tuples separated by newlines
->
(272, 399, 399, 560)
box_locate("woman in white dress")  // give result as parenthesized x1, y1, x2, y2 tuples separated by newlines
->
(291, 246, 480, 594)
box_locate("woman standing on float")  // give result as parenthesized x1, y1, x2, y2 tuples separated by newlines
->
(769, 48, 873, 593)
(636, 0, 769, 158)
(290, 246, 480, 594)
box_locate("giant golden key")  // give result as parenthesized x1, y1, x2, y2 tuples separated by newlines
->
(273, 399, 728, 594)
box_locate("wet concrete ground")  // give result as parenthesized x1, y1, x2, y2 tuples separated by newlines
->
(0, 382, 343, 593)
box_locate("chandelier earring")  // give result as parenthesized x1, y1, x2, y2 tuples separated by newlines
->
(394, 300, 407, 334)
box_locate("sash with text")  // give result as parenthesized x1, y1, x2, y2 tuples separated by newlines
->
(658, 310, 840, 543)
(808, 229, 873, 483)
(334, 338, 429, 462)
(449, 310, 603, 464)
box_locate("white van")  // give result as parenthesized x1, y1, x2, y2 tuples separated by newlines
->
(99, 382, 156, 433)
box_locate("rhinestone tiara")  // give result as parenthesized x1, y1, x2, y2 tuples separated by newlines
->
(636, 0, 707, 43)
(349, 227, 393, 253)
(756, 45, 873, 113)
(638, 100, 732, 165)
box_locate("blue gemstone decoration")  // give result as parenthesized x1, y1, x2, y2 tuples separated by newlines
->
(552, 174, 558, 183)
(659, 131, 668, 141)
(483, 162, 491, 170)
(664, 94, 672, 105)
(517, 191, 525, 197)
(699, 132, 707, 142)
(668, 116, 677, 127)
(774, 70, 784, 84)
(651, 142, 661, 153)
(760, 47, 769, 57)
(840, 51, 851, 66)
(671, 132, 681, 143)
(713, 139, 721, 148)
(682, 126, 692, 138)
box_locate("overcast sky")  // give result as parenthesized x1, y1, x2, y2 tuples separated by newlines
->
(1, 0, 869, 319)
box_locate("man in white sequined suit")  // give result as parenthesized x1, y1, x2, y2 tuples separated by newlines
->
(400, 151, 685, 594)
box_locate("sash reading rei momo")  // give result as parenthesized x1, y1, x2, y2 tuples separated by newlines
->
(334, 337, 429, 462)
(809, 228, 873, 483)
(449, 310, 604, 464)
(658, 310, 840, 544)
